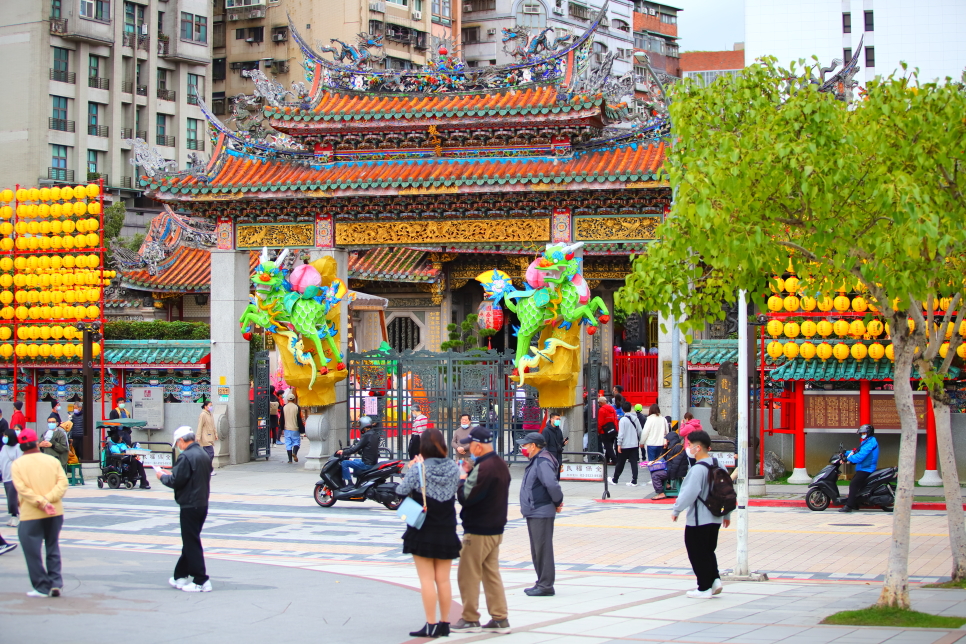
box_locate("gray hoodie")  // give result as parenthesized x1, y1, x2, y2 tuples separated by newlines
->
(671, 456, 732, 526)
(519, 449, 563, 519)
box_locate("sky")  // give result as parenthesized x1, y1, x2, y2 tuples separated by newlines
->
(670, 0, 745, 53)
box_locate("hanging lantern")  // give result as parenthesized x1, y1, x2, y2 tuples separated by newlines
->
(851, 343, 868, 360)
(14, 344, 27, 358)
(63, 344, 76, 359)
(833, 319, 851, 336)
(51, 344, 64, 358)
(51, 325, 64, 340)
(39, 344, 51, 358)
(783, 295, 800, 312)
(27, 344, 39, 358)
(939, 342, 950, 359)
(833, 343, 851, 361)
(477, 301, 504, 332)
(817, 342, 833, 361)
(867, 320, 884, 336)
(800, 296, 817, 311)
(0, 326, 9, 341)
(784, 276, 800, 293)
(868, 342, 885, 361)
(783, 342, 799, 359)
(16, 327, 29, 341)
(800, 342, 816, 360)
(769, 276, 785, 293)
(0, 343, 11, 359)
(849, 320, 866, 337)
(767, 295, 783, 312)
(886, 344, 895, 361)
(817, 320, 833, 338)
(800, 321, 817, 337)
(817, 296, 834, 312)
(766, 320, 784, 338)
(767, 341, 784, 359)
(91, 342, 101, 357)
(852, 296, 868, 312)
(783, 322, 800, 338)
(833, 294, 851, 312)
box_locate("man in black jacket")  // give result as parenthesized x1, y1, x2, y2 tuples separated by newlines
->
(336, 416, 381, 488)
(157, 426, 212, 592)
(542, 413, 567, 480)
(452, 428, 511, 634)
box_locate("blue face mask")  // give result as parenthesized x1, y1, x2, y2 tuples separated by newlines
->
(1, 436, 6, 445)
(553, 419, 561, 427)
(48, 422, 57, 430)
(468, 452, 478, 462)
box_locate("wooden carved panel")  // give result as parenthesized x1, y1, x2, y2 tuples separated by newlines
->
(236, 224, 316, 249)
(573, 216, 661, 241)
(335, 219, 550, 246)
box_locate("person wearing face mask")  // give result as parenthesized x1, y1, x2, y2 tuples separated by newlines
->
(0, 408, 8, 436)
(109, 397, 134, 446)
(196, 399, 217, 475)
(68, 401, 85, 461)
(542, 413, 567, 480)
(39, 417, 69, 472)
(451, 427, 512, 634)
(452, 414, 476, 460)
(515, 431, 564, 597)
(840, 424, 879, 513)
(48, 402, 62, 425)
(407, 405, 429, 460)
(1, 427, 22, 528)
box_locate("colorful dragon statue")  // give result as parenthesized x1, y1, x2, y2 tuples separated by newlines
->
(318, 33, 385, 70)
(476, 242, 610, 406)
(239, 248, 348, 405)
(502, 26, 573, 61)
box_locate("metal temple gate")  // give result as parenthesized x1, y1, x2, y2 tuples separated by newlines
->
(346, 348, 541, 459)
(250, 350, 271, 460)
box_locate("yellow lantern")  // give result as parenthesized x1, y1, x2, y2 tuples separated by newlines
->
(959, 321, 966, 338)
(74, 184, 86, 197)
(0, 344, 11, 359)
(958, 344, 966, 359)
(0, 222, 10, 236)
(0, 291, 10, 305)
(87, 232, 99, 247)
(817, 320, 833, 338)
(85, 218, 99, 231)
(51, 344, 63, 358)
(27, 326, 39, 340)
(849, 320, 866, 337)
(851, 343, 868, 360)
(0, 307, 12, 320)
(784, 322, 800, 338)
(86, 183, 100, 198)
(50, 203, 62, 218)
(939, 342, 950, 359)
(91, 342, 101, 357)
(886, 344, 895, 361)
(72, 201, 87, 216)
(39, 326, 51, 340)
(14, 306, 27, 320)
(50, 236, 63, 250)
(62, 235, 75, 250)
(767, 295, 783, 312)
(0, 326, 9, 340)
(784, 276, 799, 293)
(50, 255, 62, 270)
(75, 219, 87, 233)
(26, 237, 39, 251)
(867, 320, 884, 336)
(14, 344, 27, 358)
(63, 326, 76, 340)
(852, 296, 868, 312)
(73, 233, 86, 248)
(769, 276, 785, 293)
(86, 305, 99, 319)
(0, 238, 12, 252)
(63, 343, 76, 358)
(868, 342, 885, 361)
(783, 295, 800, 312)
(64, 291, 76, 303)
(924, 297, 940, 311)
(799, 342, 816, 360)
(767, 341, 784, 359)
(833, 343, 850, 361)
(783, 341, 799, 359)
(14, 291, 26, 304)
(800, 296, 817, 311)
(86, 254, 99, 268)
(62, 219, 76, 234)
(29, 306, 42, 320)
(39, 187, 51, 201)
(39, 344, 51, 358)
(767, 320, 784, 337)
(72, 307, 84, 320)
(63, 255, 75, 268)
(27, 344, 39, 358)
(15, 189, 27, 201)
(940, 297, 952, 312)
(28, 188, 40, 201)
(16, 327, 29, 341)
(51, 325, 63, 339)
(833, 319, 850, 336)
(0, 189, 11, 202)
(38, 204, 51, 218)
(50, 186, 62, 201)
(833, 294, 850, 312)
(0, 257, 10, 271)
(817, 296, 833, 312)
(88, 202, 101, 215)
(51, 306, 63, 320)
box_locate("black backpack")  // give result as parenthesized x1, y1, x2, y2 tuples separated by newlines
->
(696, 459, 737, 517)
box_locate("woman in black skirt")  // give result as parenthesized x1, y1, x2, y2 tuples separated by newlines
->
(395, 428, 461, 639)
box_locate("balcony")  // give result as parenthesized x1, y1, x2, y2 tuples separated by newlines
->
(121, 176, 133, 189)
(122, 32, 136, 47)
(48, 17, 114, 45)
(88, 76, 110, 90)
(156, 134, 175, 147)
(49, 68, 76, 84)
(50, 18, 68, 34)
(121, 80, 133, 93)
(187, 94, 199, 105)
(157, 88, 177, 101)
(48, 168, 75, 182)
(49, 117, 75, 133)
(158, 37, 170, 56)
(186, 138, 205, 151)
(88, 124, 109, 137)
(137, 129, 147, 140)
(138, 35, 151, 51)
(87, 172, 108, 185)
(226, 2, 267, 21)
(136, 84, 148, 96)
(121, 127, 133, 138)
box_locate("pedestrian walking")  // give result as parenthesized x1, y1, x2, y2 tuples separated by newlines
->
(0, 408, 8, 436)
(157, 426, 213, 592)
(610, 401, 642, 487)
(280, 392, 304, 463)
(11, 428, 68, 597)
(542, 413, 567, 480)
(2, 426, 21, 527)
(452, 413, 474, 459)
(516, 431, 563, 597)
(451, 427, 512, 634)
(196, 399, 217, 476)
(596, 397, 618, 464)
(39, 416, 69, 472)
(641, 404, 668, 463)
(10, 401, 27, 434)
(408, 405, 429, 459)
(394, 428, 462, 638)
(671, 430, 732, 598)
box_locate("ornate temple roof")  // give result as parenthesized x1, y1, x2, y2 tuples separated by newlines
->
(768, 357, 958, 382)
(348, 248, 440, 283)
(105, 340, 212, 368)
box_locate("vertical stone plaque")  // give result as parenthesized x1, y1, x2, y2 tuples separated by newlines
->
(710, 361, 738, 439)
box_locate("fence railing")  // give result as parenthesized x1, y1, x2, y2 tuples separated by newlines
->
(48, 168, 74, 182)
(613, 353, 659, 405)
(157, 88, 176, 101)
(156, 134, 175, 147)
(88, 76, 110, 90)
(88, 124, 109, 137)
(49, 68, 75, 84)
(49, 117, 75, 132)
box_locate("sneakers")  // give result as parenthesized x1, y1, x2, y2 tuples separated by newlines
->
(625, 482, 638, 487)
(838, 506, 854, 513)
(0, 543, 18, 556)
(609, 477, 618, 485)
(168, 576, 190, 589)
(524, 586, 555, 597)
(6, 516, 18, 527)
(49, 588, 62, 597)
(210, 471, 217, 476)
(711, 578, 723, 596)
(182, 580, 213, 593)
(450, 619, 481, 633)
(686, 588, 713, 599)
(482, 619, 511, 634)
(26, 590, 48, 598)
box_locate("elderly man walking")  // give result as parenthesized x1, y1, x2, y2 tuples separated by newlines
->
(157, 426, 212, 592)
(451, 428, 512, 634)
(516, 431, 563, 597)
(11, 428, 68, 597)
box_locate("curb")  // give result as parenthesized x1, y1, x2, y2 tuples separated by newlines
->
(595, 498, 962, 510)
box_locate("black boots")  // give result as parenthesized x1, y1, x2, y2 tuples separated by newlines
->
(408, 622, 448, 638)
(292, 445, 299, 462)
(287, 450, 293, 463)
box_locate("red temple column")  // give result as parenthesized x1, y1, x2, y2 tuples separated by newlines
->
(919, 395, 941, 485)
(788, 380, 810, 482)
(859, 380, 871, 425)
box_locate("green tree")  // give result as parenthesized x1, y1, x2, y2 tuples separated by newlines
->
(440, 314, 494, 351)
(617, 61, 966, 607)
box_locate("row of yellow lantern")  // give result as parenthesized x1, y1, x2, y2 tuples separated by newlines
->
(4, 256, 103, 271)
(0, 325, 87, 341)
(1, 290, 102, 305)
(1, 185, 101, 203)
(768, 340, 966, 362)
(0, 343, 101, 360)
(767, 318, 964, 340)
(7, 219, 101, 235)
(1, 270, 111, 287)
(3, 233, 101, 251)
(767, 294, 877, 313)
(0, 202, 102, 220)
(0, 305, 101, 321)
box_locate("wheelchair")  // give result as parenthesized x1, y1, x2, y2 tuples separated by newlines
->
(96, 441, 146, 489)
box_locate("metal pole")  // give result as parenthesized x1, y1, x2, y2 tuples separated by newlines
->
(736, 289, 750, 576)
(670, 316, 680, 421)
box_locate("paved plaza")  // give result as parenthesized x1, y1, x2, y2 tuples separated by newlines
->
(2, 449, 965, 643)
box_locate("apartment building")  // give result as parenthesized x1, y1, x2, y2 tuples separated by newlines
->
(211, 0, 459, 115)
(680, 43, 744, 86)
(746, 0, 966, 84)
(631, 0, 679, 78)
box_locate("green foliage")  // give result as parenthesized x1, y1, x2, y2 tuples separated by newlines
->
(440, 314, 492, 351)
(104, 321, 210, 340)
(124, 233, 145, 252)
(822, 606, 966, 628)
(103, 201, 126, 242)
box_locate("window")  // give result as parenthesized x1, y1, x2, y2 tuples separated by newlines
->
(88, 55, 100, 79)
(236, 26, 263, 41)
(843, 48, 852, 62)
(52, 96, 67, 120)
(414, 0, 422, 11)
(124, 2, 144, 33)
(87, 150, 98, 174)
(181, 12, 207, 42)
(213, 22, 225, 47)
(593, 41, 608, 54)
(52, 145, 68, 170)
(156, 113, 166, 136)
(157, 68, 167, 89)
(212, 57, 226, 80)
(81, 0, 110, 21)
(135, 107, 142, 133)
(187, 118, 199, 141)
(157, 10, 164, 34)
(432, 0, 450, 18)
(864, 10, 873, 31)
(516, 0, 544, 28)
(613, 19, 630, 32)
(865, 46, 875, 67)
(88, 102, 98, 127)
(461, 27, 480, 44)
(387, 316, 421, 351)
(187, 73, 202, 102)
(135, 61, 142, 84)
(51, 0, 61, 19)
(568, 3, 591, 20)
(842, 12, 851, 34)
(659, 12, 676, 24)
(53, 47, 69, 73)
(388, 0, 408, 7)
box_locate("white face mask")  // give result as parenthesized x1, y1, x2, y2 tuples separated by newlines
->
(687, 445, 700, 458)
(860, 433, 867, 440)
(460, 423, 470, 429)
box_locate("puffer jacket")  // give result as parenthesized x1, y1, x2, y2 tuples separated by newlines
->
(679, 417, 703, 444)
(343, 428, 382, 466)
(847, 436, 879, 473)
(664, 431, 689, 480)
(519, 449, 563, 519)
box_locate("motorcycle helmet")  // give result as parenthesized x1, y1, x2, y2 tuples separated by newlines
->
(359, 416, 373, 430)
(857, 423, 875, 437)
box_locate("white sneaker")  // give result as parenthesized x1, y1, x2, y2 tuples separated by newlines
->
(210, 471, 217, 476)
(168, 577, 190, 589)
(26, 590, 48, 598)
(182, 580, 212, 593)
(625, 482, 638, 487)
(711, 578, 723, 596)
(11, 516, 19, 527)
(609, 477, 618, 485)
(686, 589, 713, 599)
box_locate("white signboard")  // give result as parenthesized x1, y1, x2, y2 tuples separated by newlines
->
(131, 386, 164, 430)
(561, 462, 604, 481)
(710, 452, 737, 467)
(141, 451, 173, 467)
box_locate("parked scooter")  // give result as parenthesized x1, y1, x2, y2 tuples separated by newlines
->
(314, 446, 404, 509)
(805, 446, 897, 512)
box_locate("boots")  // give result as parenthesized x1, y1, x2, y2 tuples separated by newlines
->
(408, 623, 440, 638)
(437, 622, 450, 637)
(287, 450, 293, 463)
(292, 445, 299, 463)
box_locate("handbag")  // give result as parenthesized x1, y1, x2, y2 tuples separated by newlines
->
(396, 462, 428, 529)
(646, 460, 667, 473)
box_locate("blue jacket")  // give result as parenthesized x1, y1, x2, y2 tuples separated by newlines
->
(847, 436, 879, 473)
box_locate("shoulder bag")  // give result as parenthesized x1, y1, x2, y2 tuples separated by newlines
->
(396, 462, 428, 529)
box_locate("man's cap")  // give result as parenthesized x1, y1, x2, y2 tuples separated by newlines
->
(460, 427, 493, 444)
(514, 431, 546, 448)
(19, 428, 37, 443)
(173, 426, 194, 442)
(634, 403, 644, 412)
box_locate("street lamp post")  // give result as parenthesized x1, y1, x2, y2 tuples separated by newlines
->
(75, 321, 102, 449)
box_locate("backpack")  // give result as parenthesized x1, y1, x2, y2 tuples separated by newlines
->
(696, 459, 737, 518)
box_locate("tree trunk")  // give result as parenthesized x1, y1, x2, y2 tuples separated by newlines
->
(933, 397, 966, 580)
(877, 334, 918, 609)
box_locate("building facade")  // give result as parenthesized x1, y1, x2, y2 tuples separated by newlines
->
(679, 45, 744, 86)
(0, 0, 212, 209)
(746, 0, 966, 83)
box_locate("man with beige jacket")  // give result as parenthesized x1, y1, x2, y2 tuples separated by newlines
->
(11, 428, 68, 598)
(196, 400, 217, 475)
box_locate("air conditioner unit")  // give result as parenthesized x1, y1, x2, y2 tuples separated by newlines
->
(273, 33, 286, 41)
(369, 1, 385, 11)
(522, 4, 540, 13)
(228, 13, 240, 20)
(486, 28, 496, 36)
(411, 10, 421, 19)
(552, 6, 563, 14)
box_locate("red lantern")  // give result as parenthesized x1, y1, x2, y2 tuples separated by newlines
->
(477, 301, 504, 332)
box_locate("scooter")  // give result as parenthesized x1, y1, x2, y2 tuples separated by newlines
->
(314, 447, 405, 510)
(805, 446, 897, 512)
